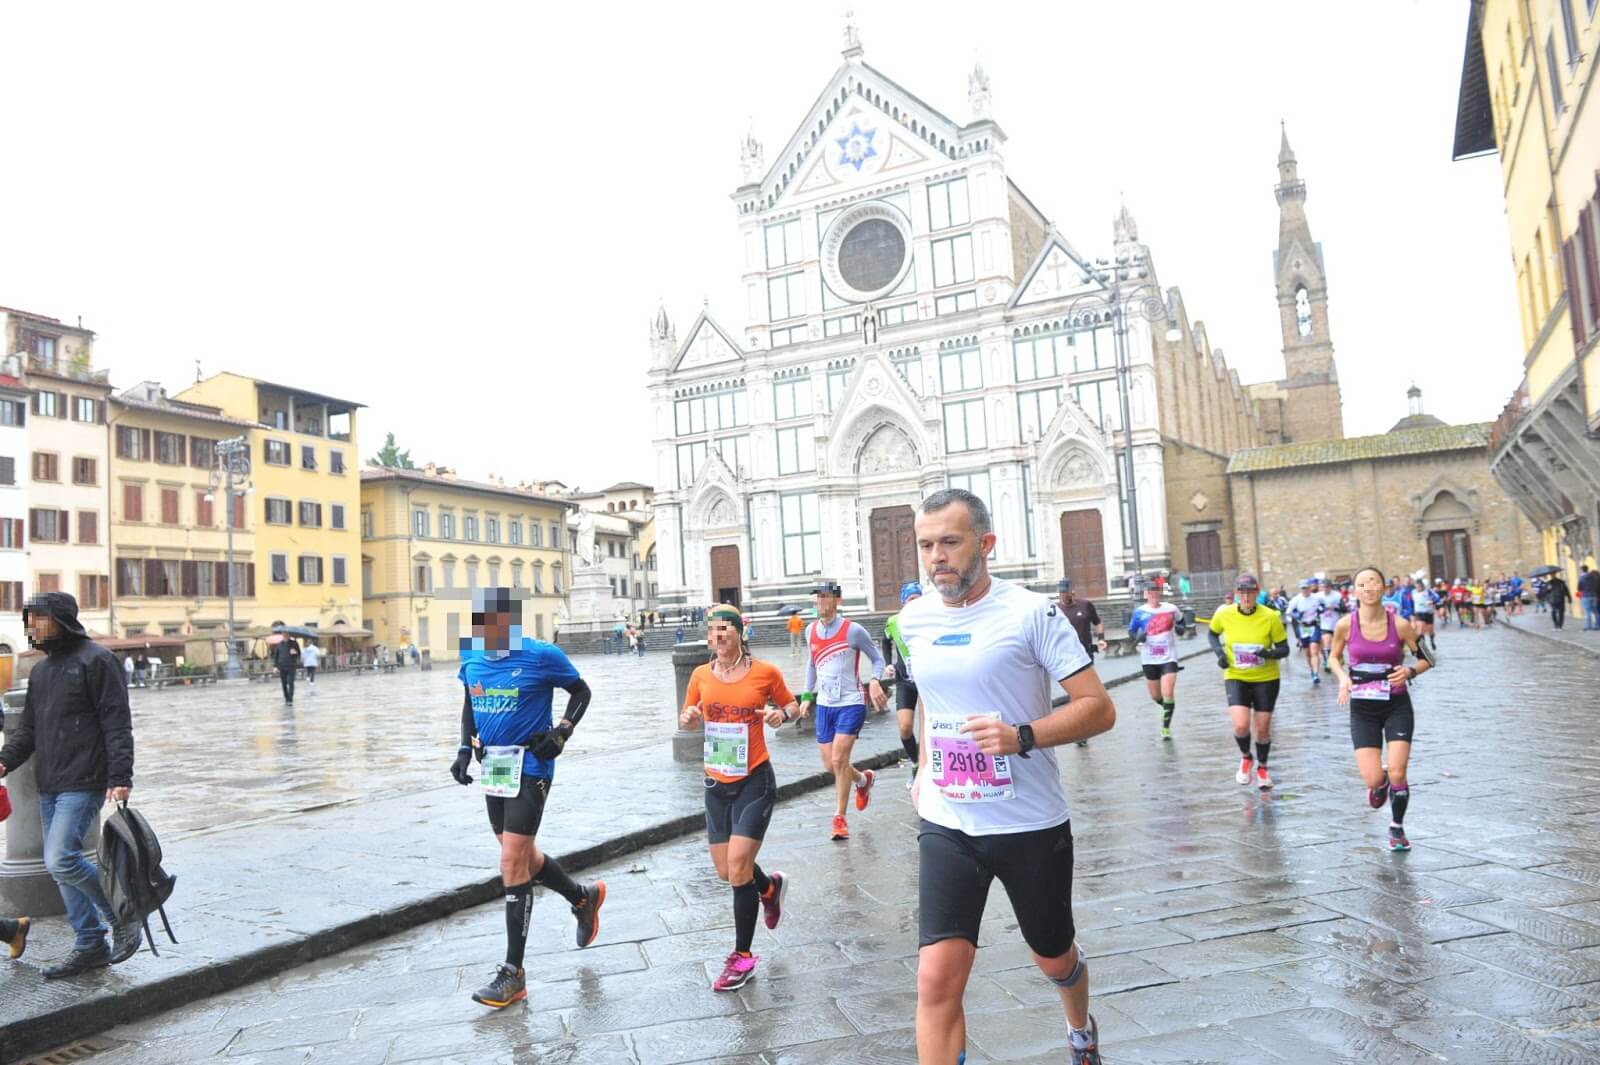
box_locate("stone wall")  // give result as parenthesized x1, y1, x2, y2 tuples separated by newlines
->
(1161, 441, 1238, 575)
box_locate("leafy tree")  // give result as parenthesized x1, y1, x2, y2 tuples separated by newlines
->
(370, 432, 415, 469)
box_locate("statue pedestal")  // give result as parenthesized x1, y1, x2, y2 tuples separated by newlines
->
(567, 566, 612, 624)
(0, 692, 100, 915)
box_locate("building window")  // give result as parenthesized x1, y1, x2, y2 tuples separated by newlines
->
(776, 426, 816, 474)
(487, 561, 500, 587)
(550, 522, 561, 549)
(931, 235, 975, 288)
(78, 575, 107, 610)
(529, 521, 543, 547)
(122, 485, 144, 522)
(939, 346, 982, 393)
(768, 271, 806, 322)
(485, 516, 500, 543)
(1071, 379, 1122, 432)
(115, 426, 148, 460)
(161, 488, 180, 525)
(231, 493, 247, 531)
(271, 553, 289, 583)
(189, 437, 217, 470)
(155, 432, 185, 465)
(35, 573, 60, 594)
(466, 560, 479, 588)
(361, 509, 373, 537)
(440, 558, 455, 588)
(72, 396, 99, 423)
(34, 391, 59, 419)
(463, 515, 479, 541)
(1548, 34, 1568, 116)
(72, 457, 96, 485)
(713, 435, 749, 477)
(826, 367, 851, 411)
(511, 561, 523, 588)
(935, 291, 978, 316)
(1017, 386, 1062, 442)
(1561, 0, 1582, 70)
(196, 491, 214, 527)
(264, 440, 291, 466)
(32, 452, 58, 482)
(773, 377, 813, 420)
(943, 399, 988, 453)
(299, 501, 322, 527)
(300, 445, 317, 471)
(413, 508, 431, 537)
(1295, 287, 1312, 337)
(551, 563, 562, 594)
(299, 555, 323, 584)
(331, 556, 347, 585)
(330, 450, 345, 475)
(265, 497, 292, 524)
(927, 177, 970, 232)
(674, 390, 748, 437)
(533, 561, 545, 593)
(330, 503, 346, 530)
(0, 519, 21, 549)
(362, 559, 373, 597)
(781, 493, 822, 576)
(0, 456, 12, 486)
(77, 510, 98, 545)
(0, 582, 21, 610)
(880, 301, 917, 327)
(439, 511, 455, 539)
(414, 561, 432, 593)
(508, 519, 521, 545)
(823, 314, 859, 338)
(676, 441, 709, 489)
(765, 218, 803, 268)
(0, 400, 24, 427)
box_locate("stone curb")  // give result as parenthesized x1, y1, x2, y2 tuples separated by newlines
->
(1495, 616, 1600, 659)
(4, 647, 1204, 1062)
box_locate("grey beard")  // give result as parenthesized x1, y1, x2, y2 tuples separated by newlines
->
(930, 556, 984, 603)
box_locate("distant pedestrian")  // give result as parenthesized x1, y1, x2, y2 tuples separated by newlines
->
(1177, 572, 1192, 598)
(271, 632, 301, 704)
(301, 641, 321, 686)
(675, 626, 686, 644)
(787, 610, 805, 656)
(132, 650, 150, 689)
(1581, 566, 1600, 631)
(627, 627, 639, 656)
(1548, 574, 1573, 629)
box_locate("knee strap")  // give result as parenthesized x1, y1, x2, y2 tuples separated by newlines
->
(1048, 944, 1086, 988)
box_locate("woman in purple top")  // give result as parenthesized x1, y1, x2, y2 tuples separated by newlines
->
(1329, 566, 1435, 852)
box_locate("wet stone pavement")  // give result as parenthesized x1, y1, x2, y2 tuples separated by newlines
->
(18, 625, 1600, 1063)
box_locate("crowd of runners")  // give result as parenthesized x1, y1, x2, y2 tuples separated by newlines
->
(441, 489, 1455, 1065)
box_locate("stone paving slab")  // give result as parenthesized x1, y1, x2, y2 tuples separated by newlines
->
(12, 626, 1600, 1064)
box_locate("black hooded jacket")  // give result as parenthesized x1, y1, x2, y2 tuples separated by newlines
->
(0, 592, 134, 791)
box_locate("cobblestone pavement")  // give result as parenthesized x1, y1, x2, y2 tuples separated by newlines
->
(39, 624, 1596, 1064)
(1501, 607, 1600, 658)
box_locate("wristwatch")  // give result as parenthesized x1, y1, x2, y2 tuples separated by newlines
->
(1016, 723, 1036, 758)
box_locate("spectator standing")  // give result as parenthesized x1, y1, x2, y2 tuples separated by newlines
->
(132, 650, 150, 689)
(1580, 565, 1600, 630)
(271, 632, 302, 704)
(1548, 573, 1573, 629)
(301, 640, 322, 686)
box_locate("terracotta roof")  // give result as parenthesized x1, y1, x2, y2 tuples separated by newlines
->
(599, 481, 653, 493)
(361, 466, 576, 508)
(112, 393, 257, 429)
(1227, 423, 1491, 474)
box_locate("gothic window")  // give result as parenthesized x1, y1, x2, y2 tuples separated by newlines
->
(1295, 287, 1312, 337)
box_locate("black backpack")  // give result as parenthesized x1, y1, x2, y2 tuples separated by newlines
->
(98, 802, 178, 956)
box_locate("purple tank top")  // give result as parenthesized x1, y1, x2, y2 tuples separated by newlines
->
(1347, 607, 1404, 696)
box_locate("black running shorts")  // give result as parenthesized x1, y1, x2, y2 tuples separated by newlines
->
(704, 760, 777, 845)
(1225, 678, 1281, 713)
(918, 817, 1076, 958)
(1141, 662, 1180, 681)
(1413, 611, 1434, 623)
(486, 774, 549, 837)
(895, 666, 919, 713)
(1350, 690, 1415, 749)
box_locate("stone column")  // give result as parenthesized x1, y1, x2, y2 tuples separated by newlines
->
(671, 642, 705, 763)
(0, 691, 101, 915)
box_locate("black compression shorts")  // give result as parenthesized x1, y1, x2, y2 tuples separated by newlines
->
(704, 760, 777, 845)
(918, 817, 1076, 958)
(1141, 662, 1180, 681)
(1350, 690, 1415, 749)
(895, 674, 919, 713)
(1225, 678, 1281, 713)
(486, 774, 549, 837)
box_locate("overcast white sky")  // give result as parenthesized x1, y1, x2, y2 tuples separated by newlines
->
(1, 1, 1516, 490)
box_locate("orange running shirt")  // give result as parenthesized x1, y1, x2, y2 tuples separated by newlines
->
(685, 660, 796, 784)
(787, 613, 804, 635)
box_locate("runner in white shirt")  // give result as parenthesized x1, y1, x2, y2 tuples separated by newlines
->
(1315, 579, 1343, 671)
(900, 488, 1115, 1065)
(1127, 582, 1184, 739)
(1285, 580, 1324, 684)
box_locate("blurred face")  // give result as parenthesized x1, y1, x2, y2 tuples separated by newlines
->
(814, 592, 840, 621)
(706, 617, 741, 658)
(26, 610, 57, 644)
(1354, 569, 1386, 605)
(916, 503, 996, 604)
(1235, 586, 1258, 609)
(1144, 587, 1161, 606)
(472, 609, 514, 649)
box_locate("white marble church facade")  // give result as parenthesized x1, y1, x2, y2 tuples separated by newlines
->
(649, 33, 1179, 613)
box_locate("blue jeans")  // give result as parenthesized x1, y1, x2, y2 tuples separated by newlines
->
(40, 790, 112, 950)
(1585, 599, 1600, 630)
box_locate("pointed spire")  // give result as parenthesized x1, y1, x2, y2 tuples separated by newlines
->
(1114, 196, 1138, 244)
(842, 9, 863, 59)
(739, 118, 764, 185)
(968, 59, 992, 121)
(652, 301, 673, 341)
(1278, 120, 1295, 165)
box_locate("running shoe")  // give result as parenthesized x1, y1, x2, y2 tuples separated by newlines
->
(4, 917, 28, 959)
(1076, 739, 1089, 747)
(1161, 726, 1173, 740)
(1069, 1014, 1102, 1065)
(760, 872, 787, 930)
(1235, 756, 1253, 785)
(831, 814, 849, 841)
(1311, 671, 1321, 684)
(1368, 775, 1390, 809)
(471, 964, 527, 1008)
(572, 880, 606, 948)
(712, 951, 758, 991)
(1388, 825, 1411, 852)
(1256, 765, 1274, 790)
(854, 769, 875, 811)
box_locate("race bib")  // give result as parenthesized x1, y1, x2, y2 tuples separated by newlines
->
(1351, 669, 1391, 702)
(480, 745, 525, 798)
(1145, 633, 1173, 659)
(704, 721, 750, 778)
(927, 714, 1015, 803)
(1232, 643, 1264, 668)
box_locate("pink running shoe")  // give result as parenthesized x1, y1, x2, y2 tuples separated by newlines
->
(712, 951, 758, 992)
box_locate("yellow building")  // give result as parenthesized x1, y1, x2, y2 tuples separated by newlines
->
(1456, 0, 1600, 577)
(360, 466, 574, 660)
(108, 382, 259, 640)
(175, 373, 364, 628)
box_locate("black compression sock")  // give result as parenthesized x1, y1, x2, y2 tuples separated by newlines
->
(533, 857, 585, 907)
(1234, 733, 1252, 756)
(1390, 785, 1410, 825)
(733, 881, 759, 953)
(1162, 701, 1175, 728)
(1255, 741, 1271, 767)
(901, 735, 919, 762)
(752, 864, 772, 895)
(504, 880, 532, 968)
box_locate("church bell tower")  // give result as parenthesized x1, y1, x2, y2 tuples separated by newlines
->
(1272, 125, 1344, 441)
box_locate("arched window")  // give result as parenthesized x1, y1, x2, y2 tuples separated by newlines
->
(1295, 287, 1312, 337)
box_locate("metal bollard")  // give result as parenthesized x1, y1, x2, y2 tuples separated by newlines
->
(0, 689, 102, 915)
(671, 641, 706, 763)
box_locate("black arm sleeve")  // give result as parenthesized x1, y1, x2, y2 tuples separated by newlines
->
(1265, 639, 1291, 660)
(96, 652, 135, 788)
(1207, 629, 1225, 657)
(459, 685, 475, 746)
(560, 679, 592, 729)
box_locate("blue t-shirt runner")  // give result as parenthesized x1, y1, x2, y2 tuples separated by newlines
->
(459, 638, 581, 780)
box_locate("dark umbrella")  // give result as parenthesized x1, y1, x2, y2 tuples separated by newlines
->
(774, 605, 805, 616)
(1530, 564, 1562, 578)
(273, 624, 319, 641)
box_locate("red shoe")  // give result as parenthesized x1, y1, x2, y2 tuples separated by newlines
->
(831, 814, 849, 841)
(1256, 765, 1274, 790)
(854, 769, 875, 811)
(760, 871, 787, 930)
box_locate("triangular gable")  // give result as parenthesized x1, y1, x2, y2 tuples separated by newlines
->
(1038, 386, 1110, 459)
(824, 351, 933, 473)
(687, 448, 740, 524)
(672, 310, 745, 373)
(757, 60, 965, 209)
(1009, 230, 1102, 308)
(1274, 238, 1326, 284)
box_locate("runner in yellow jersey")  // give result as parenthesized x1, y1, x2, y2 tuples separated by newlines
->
(1205, 573, 1291, 790)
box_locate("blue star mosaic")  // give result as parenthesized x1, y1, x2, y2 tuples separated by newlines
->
(836, 123, 877, 172)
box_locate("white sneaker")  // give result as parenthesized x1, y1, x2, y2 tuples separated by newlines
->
(1234, 756, 1253, 785)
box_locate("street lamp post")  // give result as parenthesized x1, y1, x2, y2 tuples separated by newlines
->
(209, 436, 251, 679)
